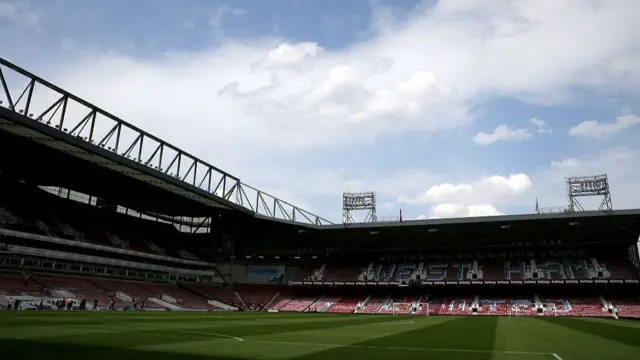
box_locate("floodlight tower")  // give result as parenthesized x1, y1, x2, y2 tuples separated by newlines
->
(566, 174, 613, 212)
(342, 192, 377, 224)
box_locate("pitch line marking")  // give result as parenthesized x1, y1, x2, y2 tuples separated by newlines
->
(243, 339, 555, 357)
(45, 326, 245, 342)
(170, 329, 244, 341)
(387, 320, 416, 325)
(40, 325, 560, 358)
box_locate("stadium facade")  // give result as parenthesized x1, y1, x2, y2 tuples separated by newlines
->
(1, 57, 639, 319)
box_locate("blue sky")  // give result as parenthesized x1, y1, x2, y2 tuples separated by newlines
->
(1, 0, 640, 223)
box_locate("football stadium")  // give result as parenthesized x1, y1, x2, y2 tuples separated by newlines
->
(1, 57, 640, 360)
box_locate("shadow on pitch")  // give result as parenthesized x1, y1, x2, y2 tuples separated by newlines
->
(290, 316, 500, 360)
(539, 317, 640, 349)
(0, 339, 247, 360)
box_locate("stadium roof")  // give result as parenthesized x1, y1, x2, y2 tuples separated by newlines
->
(248, 209, 640, 255)
(3, 57, 640, 235)
(323, 209, 640, 229)
(0, 57, 332, 226)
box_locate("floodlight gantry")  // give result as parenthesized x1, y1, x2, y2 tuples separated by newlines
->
(342, 192, 377, 224)
(566, 174, 613, 212)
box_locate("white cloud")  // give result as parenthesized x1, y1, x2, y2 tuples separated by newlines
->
(473, 125, 532, 145)
(529, 117, 551, 133)
(399, 173, 532, 206)
(534, 148, 640, 211)
(17, 0, 640, 156)
(407, 147, 640, 219)
(256, 42, 322, 71)
(568, 114, 640, 138)
(3, 0, 640, 220)
(549, 158, 579, 170)
(426, 203, 504, 219)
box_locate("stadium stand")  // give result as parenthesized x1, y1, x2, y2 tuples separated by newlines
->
(1, 59, 639, 318)
(178, 284, 243, 309)
(0, 274, 45, 296)
(278, 296, 319, 312)
(309, 296, 341, 312)
(234, 284, 278, 311)
(355, 295, 387, 314)
(325, 296, 363, 313)
(609, 298, 640, 318)
(322, 265, 363, 282)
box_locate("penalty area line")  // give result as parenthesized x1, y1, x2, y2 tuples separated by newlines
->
(551, 353, 564, 360)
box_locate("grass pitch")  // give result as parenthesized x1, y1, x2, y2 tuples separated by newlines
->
(1, 311, 639, 360)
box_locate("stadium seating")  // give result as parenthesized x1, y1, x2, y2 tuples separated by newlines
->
(151, 285, 214, 310)
(539, 297, 608, 317)
(325, 296, 363, 313)
(0, 274, 46, 296)
(345, 258, 639, 284)
(309, 296, 341, 312)
(477, 297, 536, 316)
(267, 296, 293, 311)
(605, 261, 639, 280)
(480, 262, 502, 281)
(437, 298, 474, 315)
(278, 296, 318, 312)
(179, 284, 244, 309)
(0, 176, 203, 260)
(234, 285, 278, 311)
(5, 175, 639, 288)
(609, 298, 640, 318)
(295, 265, 321, 281)
(322, 265, 363, 281)
(378, 295, 416, 314)
(34, 275, 124, 309)
(2, 175, 639, 316)
(83, 279, 165, 309)
(355, 295, 387, 314)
